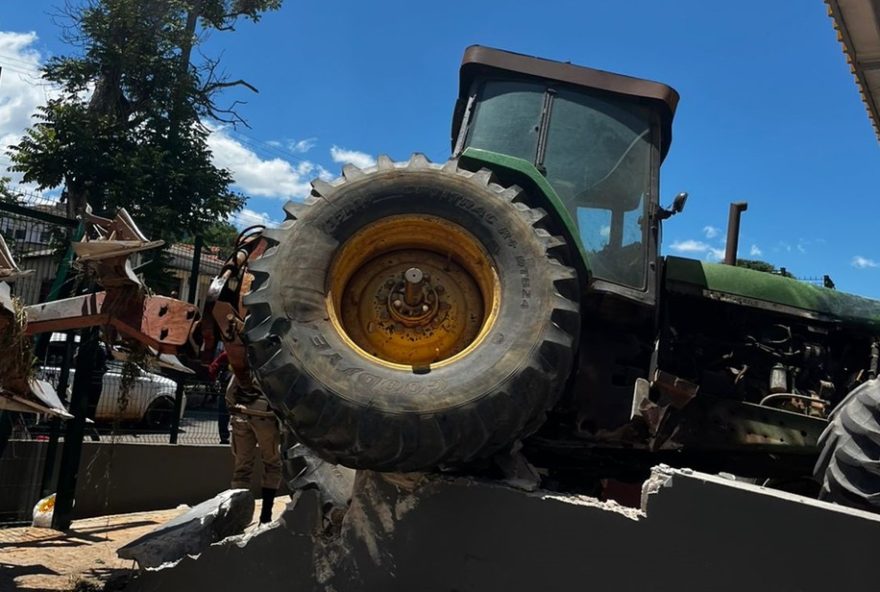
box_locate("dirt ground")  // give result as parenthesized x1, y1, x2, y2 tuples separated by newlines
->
(0, 497, 289, 592)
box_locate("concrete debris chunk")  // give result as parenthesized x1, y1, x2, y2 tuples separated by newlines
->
(118, 489, 254, 569)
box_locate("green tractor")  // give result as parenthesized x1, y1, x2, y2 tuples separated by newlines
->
(243, 46, 880, 510)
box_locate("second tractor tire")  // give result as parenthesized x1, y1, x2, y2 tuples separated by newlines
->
(814, 379, 880, 511)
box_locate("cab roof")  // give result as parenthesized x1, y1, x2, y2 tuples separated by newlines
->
(455, 45, 680, 161)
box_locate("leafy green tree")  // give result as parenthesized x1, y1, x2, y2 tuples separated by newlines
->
(0, 178, 24, 255)
(0, 177, 20, 205)
(8, 0, 281, 247)
(201, 219, 239, 254)
(736, 258, 794, 278)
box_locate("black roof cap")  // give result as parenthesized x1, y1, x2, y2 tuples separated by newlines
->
(457, 45, 680, 161)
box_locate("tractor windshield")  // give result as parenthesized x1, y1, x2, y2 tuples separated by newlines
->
(466, 80, 654, 289)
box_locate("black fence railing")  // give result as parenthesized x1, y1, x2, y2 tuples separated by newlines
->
(0, 192, 77, 306)
(26, 366, 230, 446)
(0, 439, 45, 526)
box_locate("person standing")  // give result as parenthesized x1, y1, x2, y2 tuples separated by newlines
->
(208, 351, 231, 444)
(82, 341, 108, 441)
(84, 342, 108, 421)
(226, 376, 282, 523)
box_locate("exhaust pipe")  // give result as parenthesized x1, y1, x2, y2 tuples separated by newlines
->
(723, 202, 748, 265)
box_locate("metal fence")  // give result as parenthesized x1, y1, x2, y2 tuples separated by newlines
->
(25, 367, 230, 446)
(0, 439, 45, 525)
(0, 189, 233, 526)
(0, 190, 75, 305)
(0, 375, 230, 525)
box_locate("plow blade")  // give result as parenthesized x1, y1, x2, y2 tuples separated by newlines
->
(0, 378, 72, 419)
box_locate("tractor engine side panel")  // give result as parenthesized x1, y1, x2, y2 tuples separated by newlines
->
(659, 293, 875, 416)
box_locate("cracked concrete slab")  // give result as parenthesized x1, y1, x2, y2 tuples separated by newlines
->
(117, 489, 254, 569)
(124, 466, 880, 592)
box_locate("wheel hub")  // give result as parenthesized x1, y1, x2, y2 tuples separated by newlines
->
(327, 215, 500, 368)
(387, 267, 439, 327)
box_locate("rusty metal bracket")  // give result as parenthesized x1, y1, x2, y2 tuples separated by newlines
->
(652, 369, 699, 409)
(23, 290, 200, 354)
(628, 370, 701, 450)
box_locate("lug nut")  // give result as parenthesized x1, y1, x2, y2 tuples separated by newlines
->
(422, 304, 430, 312)
(393, 299, 402, 308)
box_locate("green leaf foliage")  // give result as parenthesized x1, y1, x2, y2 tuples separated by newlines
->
(200, 219, 239, 254)
(736, 258, 794, 278)
(0, 177, 20, 205)
(7, 0, 282, 248)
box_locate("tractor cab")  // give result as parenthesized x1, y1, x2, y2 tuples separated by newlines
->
(451, 46, 679, 306)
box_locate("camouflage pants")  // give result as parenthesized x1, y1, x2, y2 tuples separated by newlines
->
(226, 379, 282, 490)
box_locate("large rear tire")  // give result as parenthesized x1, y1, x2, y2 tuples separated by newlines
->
(244, 155, 580, 471)
(814, 379, 880, 511)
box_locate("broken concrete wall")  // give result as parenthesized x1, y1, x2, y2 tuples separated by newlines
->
(127, 467, 880, 592)
(126, 489, 327, 590)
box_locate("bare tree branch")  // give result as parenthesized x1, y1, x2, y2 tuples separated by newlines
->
(203, 79, 259, 94)
(206, 100, 252, 128)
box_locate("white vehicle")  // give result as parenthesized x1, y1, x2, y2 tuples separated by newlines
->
(38, 335, 184, 429)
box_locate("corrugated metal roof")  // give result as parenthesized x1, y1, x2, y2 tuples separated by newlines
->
(826, 0, 880, 141)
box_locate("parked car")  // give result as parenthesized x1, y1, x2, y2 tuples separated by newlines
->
(38, 334, 184, 429)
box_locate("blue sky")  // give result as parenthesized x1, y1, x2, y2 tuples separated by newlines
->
(1, 0, 879, 297)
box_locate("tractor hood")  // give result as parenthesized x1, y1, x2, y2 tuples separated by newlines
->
(665, 256, 880, 330)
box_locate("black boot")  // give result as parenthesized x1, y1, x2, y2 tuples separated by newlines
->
(259, 487, 277, 523)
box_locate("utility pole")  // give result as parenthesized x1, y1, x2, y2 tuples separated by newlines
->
(53, 326, 100, 530)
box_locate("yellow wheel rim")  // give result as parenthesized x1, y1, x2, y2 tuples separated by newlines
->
(327, 215, 500, 370)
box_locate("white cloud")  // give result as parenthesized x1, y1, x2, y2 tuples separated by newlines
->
(0, 32, 57, 172)
(851, 256, 878, 269)
(670, 239, 711, 254)
(670, 239, 725, 262)
(315, 165, 333, 181)
(207, 125, 316, 199)
(707, 248, 725, 261)
(599, 225, 610, 239)
(750, 244, 762, 257)
(231, 207, 277, 229)
(289, 138, 316, 153)
(330, 145, 376, 169)
(702, 225, 720, 239)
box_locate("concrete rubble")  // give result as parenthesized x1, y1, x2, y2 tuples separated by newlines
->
(124, 466, 880, 591)
(117, 488, 254, 569)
